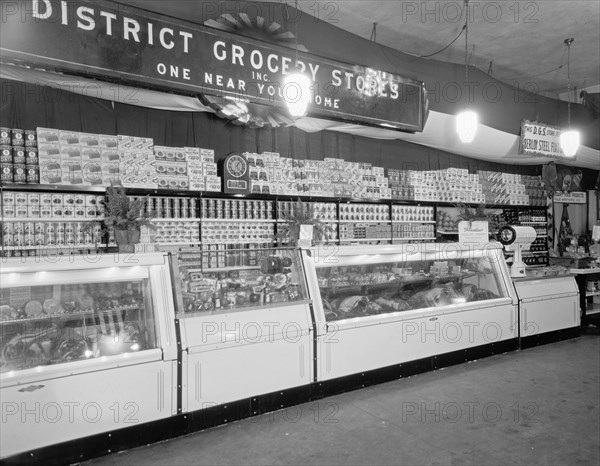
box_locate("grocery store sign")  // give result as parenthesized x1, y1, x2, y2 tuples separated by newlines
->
(519, 120, 571, 159)
(0, 0, 427, 132)
(458, 221, 489, 245)
(553, 192, 586, 204)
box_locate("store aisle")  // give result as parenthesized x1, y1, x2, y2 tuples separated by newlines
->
(86, 333, 600, 466)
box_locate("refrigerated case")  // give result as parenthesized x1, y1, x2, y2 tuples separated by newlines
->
(171, 247, 313, 411)
(302, 243, 518, 380)
(513, 274, 579, 346)
(0, 253, 178, 459)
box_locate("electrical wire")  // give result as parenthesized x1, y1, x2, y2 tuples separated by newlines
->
(418, 25, 466, 58)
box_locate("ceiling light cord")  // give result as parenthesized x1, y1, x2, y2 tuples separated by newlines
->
(566, 38, 572, 126)
(464, 0, 469, 86)
(418, 25, 465, 58)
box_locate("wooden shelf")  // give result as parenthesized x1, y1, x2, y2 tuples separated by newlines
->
(2, 218, 103, 222)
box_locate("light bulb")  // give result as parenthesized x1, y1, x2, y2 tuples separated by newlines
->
(560, 130, 579, 157)
(456, 110, 478, 143)
(283, 72, 311, 117)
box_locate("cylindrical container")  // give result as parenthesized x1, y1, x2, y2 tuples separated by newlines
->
(12, 164, 27, 184)
(12, 146, 25, 165)
(10, 129, 24, 146)
(55, 231, 65, 246)
(34, 232, 45, 246)
(25, 147, 38, 165)
(64, 222, 74, 235)
(171, 198, 180, 218)
(33, 222, 44, 235)
(13, 221, 24, 235)
(45, 222, 56, 236)
(0, 128, 10, 145)
(24, 130, 37, 147)
(0, 163, 14, 183)
(26, 166, 40, 184)
(0, 145, 11, 163)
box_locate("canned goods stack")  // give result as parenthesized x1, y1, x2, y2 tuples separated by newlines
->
(0, 127, 38, 184)
(146, 196, 199, 219)
(1, 220, 103, 251)
(201, 221, 275, 244)
(153, 221, 200, 244)
(201, 199, 273, 220)
(1, 192, 104, 220)
(277, 201, 337, 221)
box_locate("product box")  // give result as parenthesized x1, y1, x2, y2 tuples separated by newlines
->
(37, 142, 61, 158)
(203, 162, 218, 177)
(184, 147, 202, 167)
(98, 134, 118, 149)
(120, 151, 157, 188)
(133, 137, 154, 152)
(36, 127, 60, 144)
(79, 133, 99, 147)
(58, 130, 80, 145)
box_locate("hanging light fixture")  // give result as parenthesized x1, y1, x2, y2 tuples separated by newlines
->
(560, 38, 579, 157)
(456, 0, 478, 143)
(283, 0, 311, 117)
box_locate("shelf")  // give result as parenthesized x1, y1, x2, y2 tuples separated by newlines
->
(277, 219, 337, 223)
(0, 305, 140, 325)
(1, 217, 103, 222)
(187, 265, 262, 273)
(437, 230, 459, 235)
(340, 238, 392, 242)
(152, 218, 201, 222)
(339, 220, 390, 223)
(157, 242, 200, 246)
(320, 272, 479, 291)
(586, 303, 600, 315)
(392, 220, 436, 224)
(392, 237, 436, 241)
(1, 184, 106, 193)
(585, 290, 600, 297)
(203, 218, 274, 223)
(1, 244, 107, 251)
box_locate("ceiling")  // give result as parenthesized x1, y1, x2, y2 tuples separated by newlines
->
(284, 0, 600, 99)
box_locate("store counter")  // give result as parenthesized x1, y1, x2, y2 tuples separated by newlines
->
(570, 267, 600, 327)
(512, 272, 580, 348)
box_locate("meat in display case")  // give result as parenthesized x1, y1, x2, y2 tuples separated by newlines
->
(302, 243, 518, 380)
(0, 253, 178, 460)
(171, 247, 313, 411)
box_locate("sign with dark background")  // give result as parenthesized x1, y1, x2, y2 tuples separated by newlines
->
(0, 0, 427, 131)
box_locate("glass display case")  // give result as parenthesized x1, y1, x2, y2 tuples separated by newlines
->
(303, 243, 517, 380)
(0, 253, 178, 460)
(316, 252, 508, 322)
(1, 275, 156, 373)
(172, 246, 309, 316)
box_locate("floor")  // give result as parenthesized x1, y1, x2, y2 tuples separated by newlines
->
(87, 331, 600, 466)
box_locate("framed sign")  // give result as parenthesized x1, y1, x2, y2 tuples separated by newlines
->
(0, 0, 428, 132)
(520, 120, 570, 159)
(554, 192, 587, 204)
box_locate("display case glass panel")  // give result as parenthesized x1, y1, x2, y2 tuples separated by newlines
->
(316, 252, 509, 322)
(174, 247, 309, 315)
(0, 272, 157, 373)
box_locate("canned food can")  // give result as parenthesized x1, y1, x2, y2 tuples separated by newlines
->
(65, 232, 75, 245)
(0, 163, 14, 183)
(24, 232, 35, 247)
(35, 233, 45, 246)
(0, 128, 10, 145)
(24, 130, 37, 147)
(190, 198, 198, 218)
(33, 222, 44, 235)
(56, 222, 65, 234)
(13, 232, 24, 247)
(0, 146, 11, 163)
(13, 164, 27, 184)
(64, 222, 74, 235)
(12, 147, 25, 165)
(3, 221, 14, 237)
(25, 166, 39, 184)
(13, 222, 24, 234)
(170, 198, 180, 218)
(10, 129, 24, 146)
(25, 147, 38, 165)
(55, 232, 65, 245)
(180, 197, 189, 218)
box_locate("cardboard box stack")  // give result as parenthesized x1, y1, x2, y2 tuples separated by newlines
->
(409, 168, 484, 203)
(245, 153, 391, 200)
(477, 171, 532, 206)
(118, 135, 157, 189)
(153, 146, 219, 192)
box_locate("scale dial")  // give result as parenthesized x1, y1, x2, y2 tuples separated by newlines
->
(226, 154, 247, 178)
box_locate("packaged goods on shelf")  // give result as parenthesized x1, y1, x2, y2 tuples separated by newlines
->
(119, 150, 158, 188)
